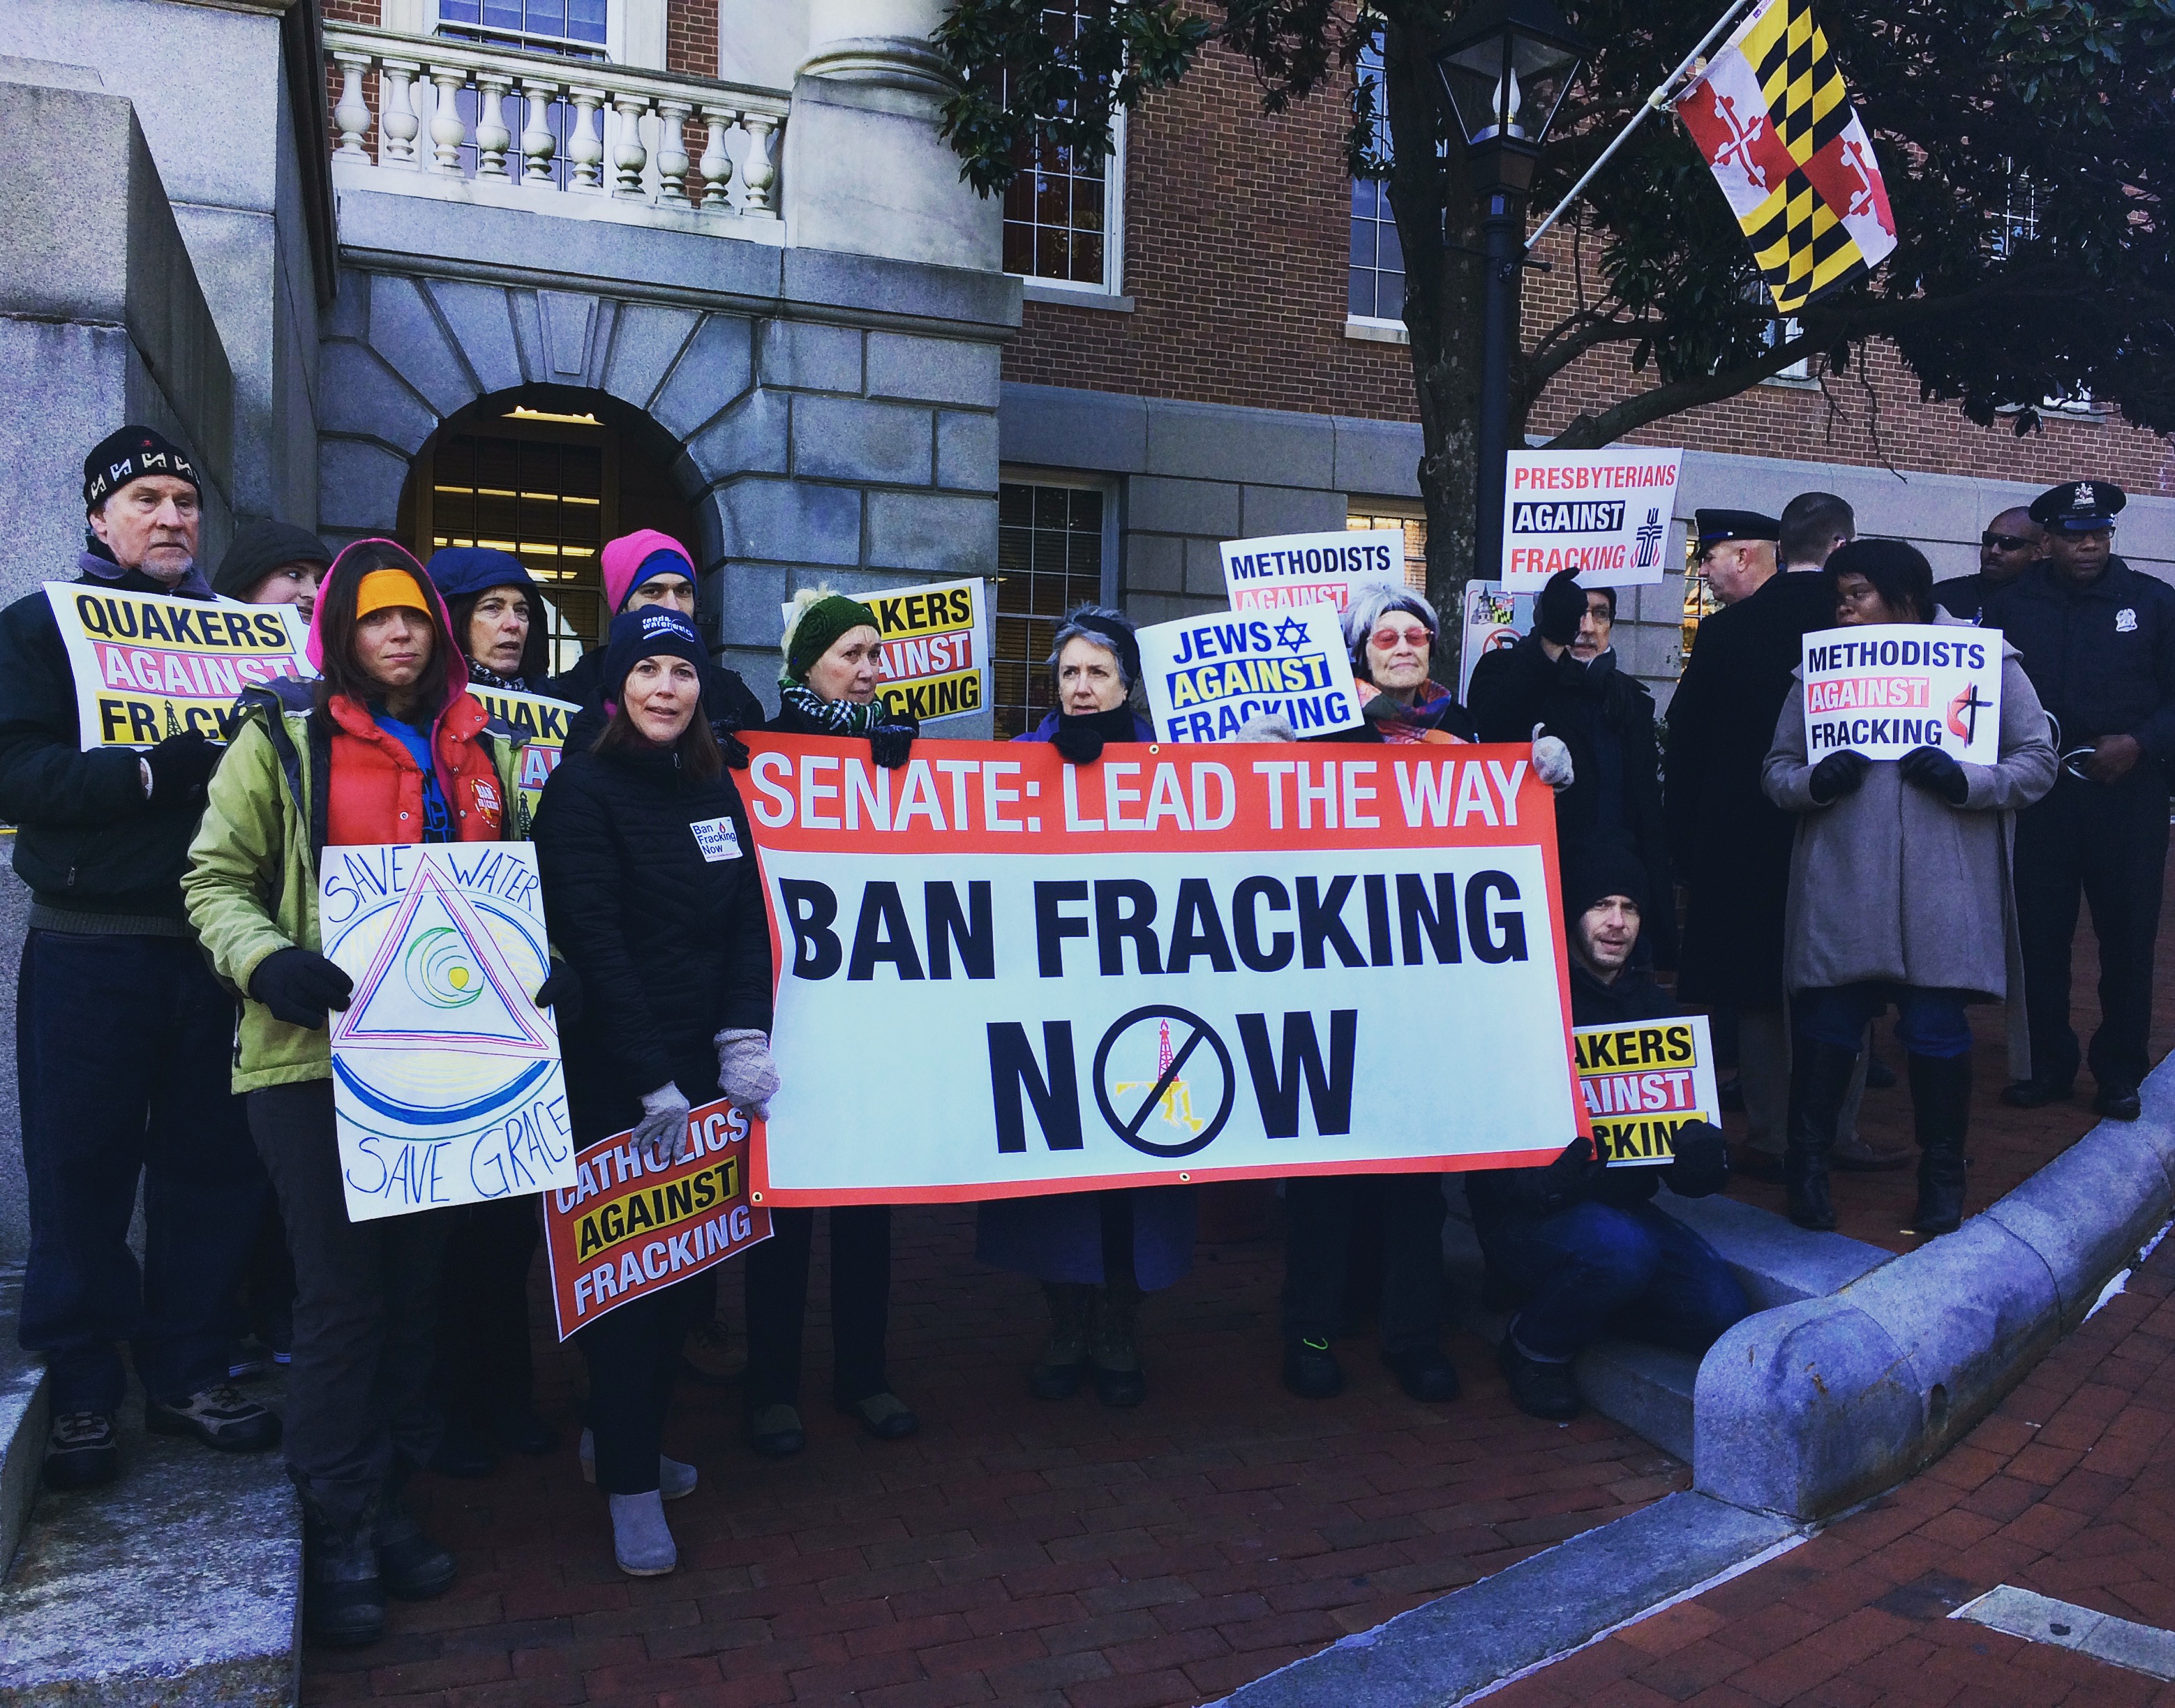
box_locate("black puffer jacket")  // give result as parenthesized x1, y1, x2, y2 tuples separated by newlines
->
(533, 744, 772, 1140)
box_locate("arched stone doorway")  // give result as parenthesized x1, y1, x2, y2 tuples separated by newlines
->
(396, 386, 699, 673)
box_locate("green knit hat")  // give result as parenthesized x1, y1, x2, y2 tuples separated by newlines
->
(781, 588, 881, 684)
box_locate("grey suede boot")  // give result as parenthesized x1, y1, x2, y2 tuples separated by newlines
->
(608, 1490, 678, 1577)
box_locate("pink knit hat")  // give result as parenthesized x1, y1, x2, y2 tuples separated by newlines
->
(599, 530, 696, 614)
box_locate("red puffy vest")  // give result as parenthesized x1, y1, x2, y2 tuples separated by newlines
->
(324, 691, 507, 846)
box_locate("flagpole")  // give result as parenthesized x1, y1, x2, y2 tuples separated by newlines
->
(1524, 0, 1765, 253)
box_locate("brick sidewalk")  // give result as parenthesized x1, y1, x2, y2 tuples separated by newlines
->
(1486, 1215, 2175, 1708)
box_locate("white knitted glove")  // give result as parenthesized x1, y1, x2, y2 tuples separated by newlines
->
(715, 1028, 780, 1120)
(1532, 723, 1575, 792)
(633, 1084, 692, 1167)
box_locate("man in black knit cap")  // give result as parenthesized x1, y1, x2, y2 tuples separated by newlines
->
(0, 426, 280, 1487)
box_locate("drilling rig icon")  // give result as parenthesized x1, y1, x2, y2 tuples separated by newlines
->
(1112, 1018, 1206, 1137)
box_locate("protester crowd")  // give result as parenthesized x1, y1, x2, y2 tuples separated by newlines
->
(6, 425, 2167, 1645)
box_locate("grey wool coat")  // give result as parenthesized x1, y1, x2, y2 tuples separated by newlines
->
(1762, 623, 2056, 1065)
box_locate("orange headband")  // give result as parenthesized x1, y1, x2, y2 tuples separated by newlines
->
(354, 567, 429, 621)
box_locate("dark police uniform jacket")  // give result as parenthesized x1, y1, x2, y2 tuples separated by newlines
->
(1981, 557, 2175, 787)
(1663, 569, 1837, 1007)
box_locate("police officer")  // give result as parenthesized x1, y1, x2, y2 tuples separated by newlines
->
(1934, 507, 2044, 626)
(1987, 480, 2175, 1121)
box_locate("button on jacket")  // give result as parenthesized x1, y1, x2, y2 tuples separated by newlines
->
(1983, 558, 2175, 767)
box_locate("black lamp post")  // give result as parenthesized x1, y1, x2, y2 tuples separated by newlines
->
(1433, 0, 1587, 581)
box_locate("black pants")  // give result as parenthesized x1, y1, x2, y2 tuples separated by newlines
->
(576, 1272, 708, 1494)
(17, 930, 268, 1414)
(1281, 1174, 1446, 1356)
(742, 1204, 892, 1408)
(434, 1196, 540, 1429)
(247, 1080, 451, 1525)
(2014, 767, 2170, 1088)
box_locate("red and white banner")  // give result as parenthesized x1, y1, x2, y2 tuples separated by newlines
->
(738, 736, 1584, 1205)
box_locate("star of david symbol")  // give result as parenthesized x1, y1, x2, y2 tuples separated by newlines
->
(1273, 617, 1310, 653)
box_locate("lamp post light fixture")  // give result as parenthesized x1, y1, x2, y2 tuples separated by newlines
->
(1434, 0, 1587, 580)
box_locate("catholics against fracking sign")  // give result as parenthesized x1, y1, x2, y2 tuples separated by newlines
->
(1220, 530, 1407, 613)
(1500, 449, 1683, 590)
(1800, 625, 2004, 764)
(1137, 607, 1363, 743)
(736, 735, 1584, 1203)
(540, 1097, 770, 1339)
(465, 685, 578, 823)
(1575, 1013, 1719, 1167)
(322, 843, 574, 1221)
(45, 583, 311, 749)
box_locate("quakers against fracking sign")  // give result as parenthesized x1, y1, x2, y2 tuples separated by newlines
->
(1220, 530, 1407, 613)
(464, 686, 579, 823)
(1576, 1014, 1720, 1167)
(1801, 625, 2005, 764)
(869, 578, 987, 724)
(322, 843, 574, 1221)
(1500, 449, 1683, 590)
(45, 583, 311, 748)
(737, 736, 1584, 1203)
(1138, 607, 1363, 742)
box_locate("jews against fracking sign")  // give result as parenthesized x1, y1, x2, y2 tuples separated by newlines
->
(871, 578, 987, 724)
(322, 843, 574, 1221)
(45, 583, 311, 749)
(737, 736, 1584, 1203)
(1576, 1013, 1719, 1167)
(465, 686, 579, 823)
(1138, 607, 1363, 742)
(1800, 625, 2004, 764)
(1220, 530, 1407, 613)
(1500, 449, 1684, 590)
(540, 1097, 771, 1340)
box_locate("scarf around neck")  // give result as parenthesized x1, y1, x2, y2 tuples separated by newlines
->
(780, 681, 885, 735)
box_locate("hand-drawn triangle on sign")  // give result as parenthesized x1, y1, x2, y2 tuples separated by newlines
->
(331, 861, 555, 1057)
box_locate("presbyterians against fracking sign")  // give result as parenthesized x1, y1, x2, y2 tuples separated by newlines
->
(1800, 624, 2005, 765)
(321, 843, 575, 1221)
(736, 735, 1586, 1203)
(45, 582, 311, 748)
(1500, 449, 1684, 590)
(1137, 606, 1363, 742)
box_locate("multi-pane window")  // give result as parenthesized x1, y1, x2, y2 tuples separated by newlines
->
(1350, 36, 1404, 320)
(435, 0, 606, 57)
(429, 433, 605, 674)
(999, 6, 1116, 287)
(1347, 511, 1428, 592)
(994, 484, 1105, 737)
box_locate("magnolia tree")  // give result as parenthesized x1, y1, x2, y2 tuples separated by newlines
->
(935, 0, 2175, 629)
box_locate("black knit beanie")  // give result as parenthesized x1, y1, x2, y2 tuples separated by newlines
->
(84, 426, 200, 509)
(214, 520, 334, 600)
(603, 608, 709, 707)
(1561, 837, 1650, 927)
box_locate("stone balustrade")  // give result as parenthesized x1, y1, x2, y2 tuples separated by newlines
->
(325, 22, 786, 232)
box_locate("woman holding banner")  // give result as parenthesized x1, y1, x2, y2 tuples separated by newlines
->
(534, 606, 778, 1578)
(183, 541, 550, 1647)
(979, 606, 1187, 1407)
(412, 546, 562, 1478)
(1763, 539, 2055, 1235)
(738, 590, 920, 1458)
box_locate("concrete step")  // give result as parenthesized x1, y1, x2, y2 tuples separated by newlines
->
(0, 1324, 300, 1705)
(0, 1263, 50, 1573)
(1574, 1338, 1699, 1461)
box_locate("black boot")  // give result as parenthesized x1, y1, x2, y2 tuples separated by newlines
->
(1029, 1282, 1091, 1400)
(1785, 1037, 1860, 1231)
(1089, 1280, 1146, 1407)
(303, 1492, 385, 1648)
(374, 1477, 456, 1601)
(1908, 1052, 1973, 1236)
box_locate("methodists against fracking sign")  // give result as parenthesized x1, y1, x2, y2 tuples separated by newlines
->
(1500, 449, 1684, 590)
(1139, 607, 1363, 743)
(322, 843, 575, 1220)
(1220, 530, 1407, 613)
(1800, 625, 2005, 765)
(45, 582, 311, 748)
(738, 736, 1585, 1203)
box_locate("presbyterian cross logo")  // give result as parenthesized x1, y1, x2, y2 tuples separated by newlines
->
(1634, 506, 1666, 569)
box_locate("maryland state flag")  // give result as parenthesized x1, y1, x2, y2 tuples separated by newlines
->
(1674, 0, 1896, 314)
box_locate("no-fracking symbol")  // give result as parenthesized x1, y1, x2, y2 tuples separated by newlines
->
(1092, 1005, 1236, 1160)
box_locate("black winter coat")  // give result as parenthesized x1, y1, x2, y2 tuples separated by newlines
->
(1466, 636, 1675, 966)
(765, 698, 921, 742)
(1982, 557, 2175, 776)
(1663, 569, 1837, 1007)
(533, 744, 773, 1141)
(0, 567, 217, 919)
(1465, 960, 1726, 1224)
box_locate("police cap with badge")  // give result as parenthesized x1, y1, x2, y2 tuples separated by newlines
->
(1694, 509, 1780, 555)
(2028, 479, 2125, 534)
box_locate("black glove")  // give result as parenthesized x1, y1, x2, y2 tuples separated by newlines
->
(869, 724, 914, 770)
(249, 947, 353, 1030)
(1052, 719, 1107, 765)
(1807, 749, 1871, 804)
(144, 730, 219, 802)
(712, 721, 752, 771)
(1897, 744, 1968, 807)
(1539, 1135, 1600, 1211)
(533, 957, 583, 1028)
(1664, 1118, 1731, 1197)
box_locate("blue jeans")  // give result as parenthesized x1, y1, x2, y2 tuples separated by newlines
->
(1478, 1199, 1751, 1363)
(1795, 982, 1973, 1060)
(17, 930, 269, 1413)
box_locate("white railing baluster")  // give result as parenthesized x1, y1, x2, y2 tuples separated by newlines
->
(611, 92, 650, 200)
(742, 114, 778, 218)
(380, 59, 422, 169)
(567, 85, 606, 192)
(474, 71, 514, 179)
(519, 77, 559, 183)
(334, 52, 372, 158)
(698, 104, 735, 210)
(426, 66, 467, 174)
(655, 98, 693, 207)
